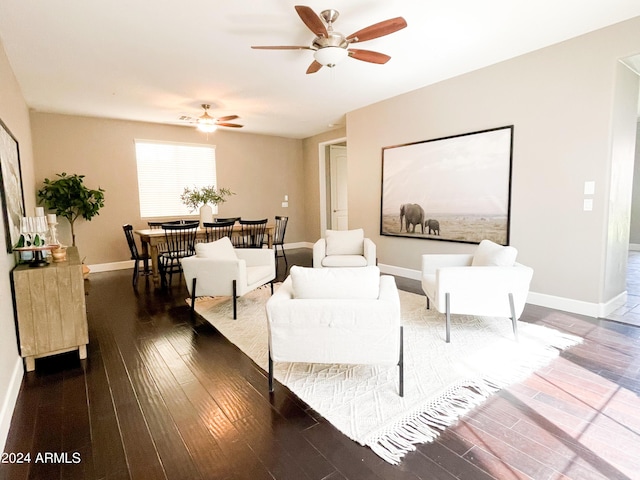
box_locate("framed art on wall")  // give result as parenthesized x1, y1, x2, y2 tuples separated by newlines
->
(0, 118, 25, 253)
(380, 125, 513, 245)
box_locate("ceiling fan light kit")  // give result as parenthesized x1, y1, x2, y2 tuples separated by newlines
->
(180, 104, 243, 132)
(252, 5, 407, 74)
(314, 46, 348, 67)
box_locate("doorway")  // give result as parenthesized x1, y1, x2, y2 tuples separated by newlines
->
(319, 137, 347, 235)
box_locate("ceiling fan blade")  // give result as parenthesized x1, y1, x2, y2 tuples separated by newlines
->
(216, 115, 239, 122)
(295, 5, 328, 37)
(216, 123, 243, 128)
(306, 60, 323, 74)
(348, 49, 391, 64)
(346, 17, 407, 43)
(251, 45, 313, 50)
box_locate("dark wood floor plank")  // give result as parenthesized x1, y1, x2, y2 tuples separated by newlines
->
(83, 343, 130, 480)
(2, 249, 640, 480)
(136, 337, 239, 480)
(93, 323, 167, 480)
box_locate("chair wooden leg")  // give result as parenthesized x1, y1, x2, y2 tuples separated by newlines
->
(190, 278, 197, 322)
(132, 260, 138, 287)
(398, 326, 404, 397)
(268, 347, 274, 393)
(232, 279, 237, 319)
(270, 281, 274, 295)
(445, 292, 451, 343)
(508, 292, 518, 341)
(426, 297, 430, 310)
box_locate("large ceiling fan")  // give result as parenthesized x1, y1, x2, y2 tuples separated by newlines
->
(179, 104, 243, 133)
(251, 5, 407, 74)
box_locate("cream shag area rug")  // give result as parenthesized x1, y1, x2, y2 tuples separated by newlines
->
(192, 285, 581, 464)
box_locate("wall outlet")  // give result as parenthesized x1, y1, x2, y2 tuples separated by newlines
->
(281, 201, 289, 208)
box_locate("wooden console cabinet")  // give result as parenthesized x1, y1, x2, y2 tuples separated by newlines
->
(12, 246, 88, 371)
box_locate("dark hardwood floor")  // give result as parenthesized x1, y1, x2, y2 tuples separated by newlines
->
(2, 248, 640, 480)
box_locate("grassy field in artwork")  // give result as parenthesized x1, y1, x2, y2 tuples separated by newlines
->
(382, 214, 508, 245)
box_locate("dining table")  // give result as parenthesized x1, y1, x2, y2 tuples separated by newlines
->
(134, 224, 275, 288)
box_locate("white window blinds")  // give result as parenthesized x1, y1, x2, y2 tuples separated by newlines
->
(134, 140, 217, 218)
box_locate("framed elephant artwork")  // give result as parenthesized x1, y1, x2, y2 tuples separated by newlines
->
(380, 125, 513, 245)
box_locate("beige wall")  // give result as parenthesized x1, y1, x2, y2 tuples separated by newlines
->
(0, 39, 35, 449)
(347, 17, 640, 310)
(30, 113, 305, 265)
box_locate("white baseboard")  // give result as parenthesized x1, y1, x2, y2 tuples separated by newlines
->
(281, 242, 314, 250)
(630, 243, 640, 251)
(0, 356, 24, 452)
(88, 260, 135, 273)
(378, 263, 422, 281)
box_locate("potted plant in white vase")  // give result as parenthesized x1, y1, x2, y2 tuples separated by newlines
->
(180, 185, 234, 226)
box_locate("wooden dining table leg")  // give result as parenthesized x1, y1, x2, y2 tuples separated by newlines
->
(149, 244, 160, 288)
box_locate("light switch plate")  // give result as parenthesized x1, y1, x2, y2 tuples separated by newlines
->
(583, 199, 593, 211)
(584, 181, 595, 195)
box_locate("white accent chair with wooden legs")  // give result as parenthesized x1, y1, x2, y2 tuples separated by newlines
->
(181, 237, 276, 320)
(421, 240, 533, 343)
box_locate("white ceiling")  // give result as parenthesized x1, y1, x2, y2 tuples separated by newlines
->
(1, 1, 640, 139)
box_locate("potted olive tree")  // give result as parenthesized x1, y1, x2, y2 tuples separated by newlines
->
(37, 172, 105, 248)
(180, 185, 234, 225)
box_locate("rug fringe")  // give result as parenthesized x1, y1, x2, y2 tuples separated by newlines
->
(366, 331, 583, 465)
(367, 381, 502, 464)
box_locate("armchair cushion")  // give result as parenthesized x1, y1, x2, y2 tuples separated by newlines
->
(195, 236, 237, 260)
(472, 239, 517, 267)
(325, 228, 364, 255)
(290, 265, 380, 300)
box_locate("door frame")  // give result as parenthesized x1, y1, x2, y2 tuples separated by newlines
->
(318, 136, 347, 236)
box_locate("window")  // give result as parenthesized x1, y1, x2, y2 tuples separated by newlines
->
(134, 140, 217, 218)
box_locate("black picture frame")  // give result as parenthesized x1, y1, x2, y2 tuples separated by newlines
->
(381, 125, 513, 245)
(0, 118, 25, 253)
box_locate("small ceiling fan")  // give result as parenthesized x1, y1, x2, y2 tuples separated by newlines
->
(179, 104, 243, 133)
(251, 5, 407, 74)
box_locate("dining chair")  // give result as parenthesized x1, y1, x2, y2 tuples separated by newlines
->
(122, 224, 151, 287)
(214, 217, 241, 245)
(215, 217, 240, 223)
(147, 220, 184, 230)
(147, 220, 181, 254)
(203, 220, 235, 242)
(270, 216, 288, 267)
(238, 218, 268, 248)
(159, 221, 199, 287)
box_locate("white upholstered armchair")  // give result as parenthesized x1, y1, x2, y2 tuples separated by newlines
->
(181, 237, 276, 320)
(313, 228, 376, 267)
(266, 266, 404, 396)
(421, 240, 534, 343)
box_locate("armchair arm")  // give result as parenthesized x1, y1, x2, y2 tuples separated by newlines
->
(363, 238, 377, 266)
(181, 257, 247, 297)
(312, 238, 326, 268)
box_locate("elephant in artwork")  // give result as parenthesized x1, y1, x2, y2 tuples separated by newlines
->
(400, 203, 425, 233)
(425, 219, 440, 235)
